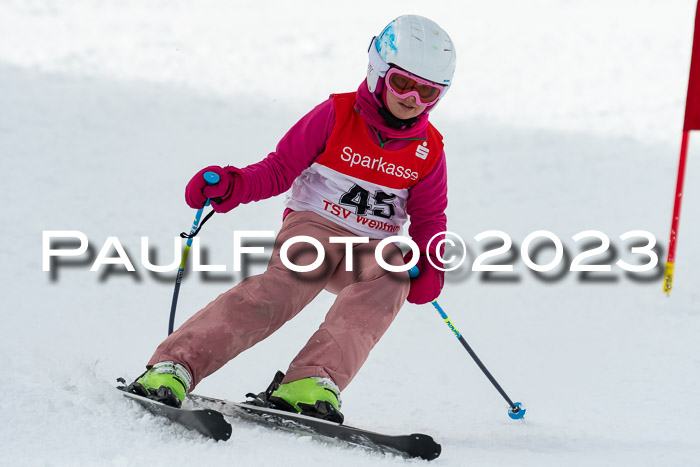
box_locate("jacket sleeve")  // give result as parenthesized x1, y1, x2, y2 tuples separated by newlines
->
(406, 150, 448, 256)
(222, 97, 335, 210)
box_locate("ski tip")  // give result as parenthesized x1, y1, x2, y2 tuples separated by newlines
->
(408, 433, 441, 461)
(508, 402, 526, 420)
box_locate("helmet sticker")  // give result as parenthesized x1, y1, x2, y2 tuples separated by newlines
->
(377, 24, 397, 57)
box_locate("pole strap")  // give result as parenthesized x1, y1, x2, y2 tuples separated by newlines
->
(180, 209, 215, 239)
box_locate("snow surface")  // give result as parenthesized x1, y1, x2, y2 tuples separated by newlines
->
(2, 0, 700, 465)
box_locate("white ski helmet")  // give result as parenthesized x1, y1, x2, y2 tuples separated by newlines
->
(367, 15, 456, 102)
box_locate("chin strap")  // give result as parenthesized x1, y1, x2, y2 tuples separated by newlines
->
(378, 105, 419, 130)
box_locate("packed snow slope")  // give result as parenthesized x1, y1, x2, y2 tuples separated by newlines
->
(1, 1, 699, 466)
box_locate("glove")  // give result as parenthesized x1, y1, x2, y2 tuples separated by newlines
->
(404, 252, 445, 304)
(184, 166, 236, 212)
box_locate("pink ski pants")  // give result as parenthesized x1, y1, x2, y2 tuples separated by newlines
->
(147, 211, 410, 391)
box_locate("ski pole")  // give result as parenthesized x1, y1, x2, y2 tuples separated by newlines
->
(168, 171, 220, 335)
(409, 266, 525, 420)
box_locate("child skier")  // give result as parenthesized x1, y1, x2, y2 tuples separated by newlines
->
(127, 15, 456, 422)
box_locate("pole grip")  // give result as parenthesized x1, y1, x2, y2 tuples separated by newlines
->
(203, 171, 220, 207)
(203, 171, 220, 184)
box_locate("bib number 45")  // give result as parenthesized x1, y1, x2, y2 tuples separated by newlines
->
(339, 184, 397, 219)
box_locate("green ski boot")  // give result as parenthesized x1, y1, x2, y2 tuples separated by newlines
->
(127, 362, 192, 408)
(269, 375, 343, 423)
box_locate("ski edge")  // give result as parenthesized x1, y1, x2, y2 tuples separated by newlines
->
(188, 393, 441, 461)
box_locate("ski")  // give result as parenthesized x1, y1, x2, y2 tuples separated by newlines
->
(187, 393, 441, 461)
(118, 387, 440, 460)
(119, 388, 232, 441)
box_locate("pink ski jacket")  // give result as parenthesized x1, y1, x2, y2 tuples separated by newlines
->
(222, 80, 448, 254)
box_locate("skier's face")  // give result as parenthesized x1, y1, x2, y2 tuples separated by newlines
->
(384, 89, 427, 120)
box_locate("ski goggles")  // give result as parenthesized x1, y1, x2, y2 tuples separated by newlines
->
(385, 67, 445, 105)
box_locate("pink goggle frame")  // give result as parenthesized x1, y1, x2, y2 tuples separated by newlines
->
(385, 67, 446, 105)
